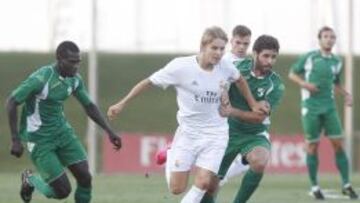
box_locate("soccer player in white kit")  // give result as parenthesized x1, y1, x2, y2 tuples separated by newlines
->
(107, 26, 264, 203)
(219, 25, 252, 186)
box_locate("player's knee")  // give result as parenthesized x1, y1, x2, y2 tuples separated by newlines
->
(333, 145, 344, 153)
(53, 184, 72, 199)
(306, 143, 318, 154)
(169, 180, 187, 195)
(55, 191, 71, 199)
(78, 172, 92, 187)
(169, 185, 186, 195)
(202, 177, 219, 193)
(206, 183, 218, 195)
(251, 162, 266, 173)
(250, 157, 268, 173)
(195, 181, 211, 191)
(330, 140, 344, 152)
(193, 177, 214, 191)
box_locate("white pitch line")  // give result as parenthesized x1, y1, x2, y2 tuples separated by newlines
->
(308, 188, 360, 200)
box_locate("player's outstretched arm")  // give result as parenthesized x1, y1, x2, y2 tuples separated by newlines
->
(288, 72, 319, 93)
(5, 96, 24, 157)
(83, 103, 122, 150)
(107, 78, 153, 120)
(234, 77, 269, 114)
(334, 84, 352, 106)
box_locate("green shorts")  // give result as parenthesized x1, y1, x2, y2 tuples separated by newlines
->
(301, 106, 343, 143)
(217, 133, 271, 178)
(26, 129, 87, 183)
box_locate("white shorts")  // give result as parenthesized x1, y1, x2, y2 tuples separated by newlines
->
(167, 126, 228, 173)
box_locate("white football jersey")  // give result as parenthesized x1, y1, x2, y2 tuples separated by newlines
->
(222, 52, 246, 65)
(149, 55, 240, 137)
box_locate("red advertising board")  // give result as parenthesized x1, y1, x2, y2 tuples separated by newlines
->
(102, 133, 337, 174)
(266, 135, 336, 173)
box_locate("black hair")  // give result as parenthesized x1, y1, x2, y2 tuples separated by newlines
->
(252, 35, 280, 53)
(56, 41, 80, 58)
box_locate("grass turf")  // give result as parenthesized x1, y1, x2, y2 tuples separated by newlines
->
(0, 172, 359, 203)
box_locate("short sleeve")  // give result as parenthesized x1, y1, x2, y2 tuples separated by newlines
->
(221, 58, 241, 84)
(73, 76, 92, 106)
(290, 54, 308, 75)
(227, 60, 241, 82)
(149, 58, 180, 89)
(11, 70, 46, 103)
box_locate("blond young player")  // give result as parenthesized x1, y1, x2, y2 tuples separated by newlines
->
(108, 26, 267, 203)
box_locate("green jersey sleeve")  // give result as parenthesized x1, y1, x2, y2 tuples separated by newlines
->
(73, 75, 92, 106)
(265, 76, 285, 111)
(290, 54, 308, 74)
(11, 68, 48, 103)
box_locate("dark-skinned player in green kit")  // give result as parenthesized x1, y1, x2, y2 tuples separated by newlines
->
(6, 41, 121, 203)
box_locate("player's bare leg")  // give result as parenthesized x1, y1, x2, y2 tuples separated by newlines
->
(168, 171, 190, 195)
(233, 147, 269, 203)
(180, 167, 215, 203)
(68, 161, 92, 203)
(49, 174, 72, 199)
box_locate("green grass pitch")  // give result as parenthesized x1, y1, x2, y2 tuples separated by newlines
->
(0, 173, 359, 203)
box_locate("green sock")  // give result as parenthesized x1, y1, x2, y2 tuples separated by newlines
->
(200, 192, 215, 203)
(306, 154, 318, 186)
(335, 150, 350, 186)
(28, 175, 56, 198)
(75, 186, 92, 203)
(233, 169, 263, 203)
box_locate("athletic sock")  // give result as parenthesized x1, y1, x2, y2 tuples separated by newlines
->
(233, 169, 263, 203)
(200, 192, 215, 203)
(28, 175, 56, 198)
(335, 150, 350, 186)
(181, 185, 206, 203)
(165, 149, 171, 190)
(306, 153, 319, 186)
(75, 185, 92, 203)
(221, 159, 248, 186)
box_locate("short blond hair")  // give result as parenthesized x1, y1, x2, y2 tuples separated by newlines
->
(200, 26, 228, 49)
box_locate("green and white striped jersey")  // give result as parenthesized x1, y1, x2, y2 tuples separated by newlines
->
(290, 50, 342, 110)
(228, 59, 285, 136)
(11, 64, 92, 141)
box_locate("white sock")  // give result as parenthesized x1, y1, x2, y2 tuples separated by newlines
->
(165, 149, 171, 189)
(180, 185, 206, 203)
(343, 183, 351, 188)
(220, 156, 249, 186)
(311, 185, 321, 192)
(219, 176, 229, 187)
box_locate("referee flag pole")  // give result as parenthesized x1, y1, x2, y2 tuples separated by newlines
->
(87, 0, 98, 175)
(344, 0, 354, 170)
